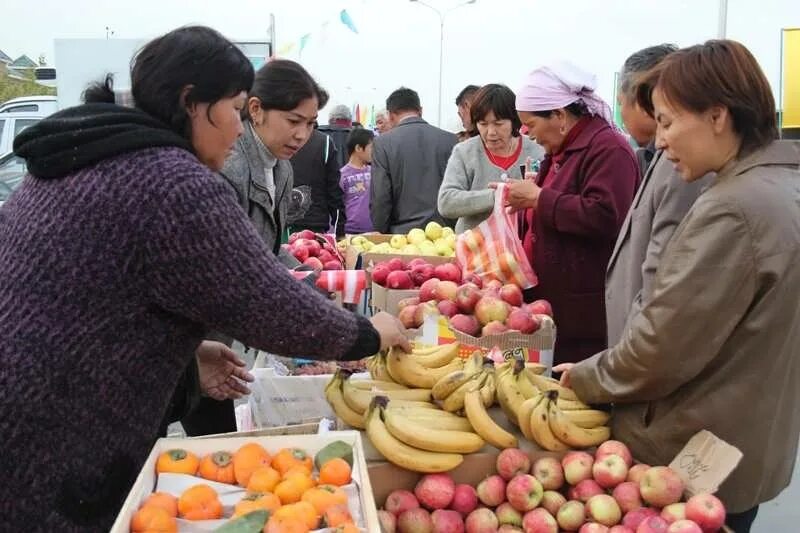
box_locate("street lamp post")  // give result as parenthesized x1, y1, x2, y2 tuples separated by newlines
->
(410, 0, 476, 127)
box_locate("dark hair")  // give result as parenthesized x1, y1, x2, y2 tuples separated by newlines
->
(82, 74, 116, 103)
(469, 84, 522, 137)
(247, 59, 328, 118)
(347, 128, 375, 156)
(636, 39, 778, 156)
(456, 85, 480, 106)
(530, 100, 590, 119)
(619, 44, 678, 101)
(386, 87, 421, 114)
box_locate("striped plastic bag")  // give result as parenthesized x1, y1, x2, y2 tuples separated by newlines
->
(455, 182, 538, 288)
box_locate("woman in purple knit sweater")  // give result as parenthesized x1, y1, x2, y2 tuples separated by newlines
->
(0, 26, 408, 531)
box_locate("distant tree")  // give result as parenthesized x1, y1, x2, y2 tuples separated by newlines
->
(0, 69, 56, 104)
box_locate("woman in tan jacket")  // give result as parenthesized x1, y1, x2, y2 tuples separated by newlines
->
(557, 40, 800, 532)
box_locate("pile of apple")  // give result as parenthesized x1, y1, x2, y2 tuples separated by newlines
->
(377, 441, 727, 533)
(372, 258, 462, 291)
(284, 230, 344, 271)
(389, 270, 552, 338)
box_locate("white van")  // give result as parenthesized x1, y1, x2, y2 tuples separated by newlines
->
(0, 113, 40, 154)
(0, 95, 57, 115)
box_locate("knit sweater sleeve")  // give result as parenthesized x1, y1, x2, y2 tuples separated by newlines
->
(437, 140, 494, 219)
(143, 159, 379, 361)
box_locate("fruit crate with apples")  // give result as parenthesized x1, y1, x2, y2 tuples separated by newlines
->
(368, 432, 738, 533)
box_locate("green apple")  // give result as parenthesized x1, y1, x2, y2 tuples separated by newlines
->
(390, 234, 408, 249)
(401, 244, 420, 255)
(425, 221, 443, 241)
(406, 228, 427, 245)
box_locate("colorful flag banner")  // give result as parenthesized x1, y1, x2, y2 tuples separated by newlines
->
(340, 9, 359, 34)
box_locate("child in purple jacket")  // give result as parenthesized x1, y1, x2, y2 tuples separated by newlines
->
(340, 128, 375, 234)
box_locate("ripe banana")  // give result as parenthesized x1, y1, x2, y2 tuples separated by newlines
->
(528, 394, 570, 452)
(441, 372, 485, 412)
(563, 409, 611, 428)
(547, 392, 611, 448)
(463, 389, 518, 449)
(324, 375, 365, 429)
(386, 347, 463, 389)
(515, 367, 539, 400)
(496, 363, 526, 426)
(383, 407, 485, 453)
(368, 353, 395, 382)
(479, 371, 496, 408)
(350, 379, 409, 391)
(431, 352, 483, 400)
(412, 343, 460, 368)
(387, 407, 475, 432)
(365, 397, 464, 473)
(341, 374, 431, 414)
(516, 392, 544, 441)
(410, 343, 444, 355)
(557, 397, 592, 411)
(525, 362, 547, 375)
(526, 372, 580, 402)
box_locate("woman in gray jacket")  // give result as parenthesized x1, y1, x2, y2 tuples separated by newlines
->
(438, 84, 543, 233)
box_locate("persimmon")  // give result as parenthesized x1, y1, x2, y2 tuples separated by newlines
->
(232, 492, 282, 518)
(142, 492, 178, 517)
(248, 466, 282, 493)
(281, 465, 313, 480)
(198, 451, 236, 484)
(274, 476, 306, 505)
(322, 504, 353, 528)
(263, 516, 310, 533)
(318, 458, 352, 486)
(271, 448, 312, 475)
(130, 505, 177, 533)
(233, 442, 272, 486)
(301, 485, 347, 515)
(156, 449, 199, 475)
(272, 501, 319, 530)
(178, 484, 223, 520)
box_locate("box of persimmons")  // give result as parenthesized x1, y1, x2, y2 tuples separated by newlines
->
(111, 430, 379, 533)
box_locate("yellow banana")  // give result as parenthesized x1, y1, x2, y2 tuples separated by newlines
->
(410, 343, 445, 355)
(517, 392, 544, 441)
(324, 375, 365, 429)
(479, 371, 496, 408)
(383, 407, 485, 453)
(441, 372, 485, 412)
(515, 368, 540, 399)
(563, 409, 611, 428)
(526, 372, 580, 402)
(350, 379, 409, 391)
(341, 374, 431, 414)
(557, 397, 592, 411)
(431, 352, 483, 400)
(496, 363, 527, 426)
(412, 343, 460, 368)
(526, 362, 548, 375)
(387, 408, 475, 432)
(386, 347, 463, 389)
(463, 389, 518, 449)
(369, 353, 395, 382)
(547, 392, 611, 448)
(528, 394, 570, 452)
(365, 397, 464, 473)
(388, 400, 438, 409)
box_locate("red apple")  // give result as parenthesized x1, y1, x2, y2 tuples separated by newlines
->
(499, 283, 524, 306)
(387, 257, 406, 271)
(660, 503, 686, 525)
(398, 305, 422, 329)
(435, 280, 459, 302)
(609, 527, 635, 533)
(622, 508, 659, 530)
(398, 508, 434, 533)
(505, 309, 541, 334)
(563, 451, 595, 485)
(476, 475, 506, 507)
(496, 502, 523, 527)
(485, 279, 503, 291)
(612, 482, 643, 514)
(385, 489, 420, 516)
(465, 508, 499, 533)
(482, 320, 509, 337)
(496, 448, 531, 481)
(397, 297, 421, 311)
(378, 509, 397, 533)
(596, 441, 634, 468)
(541, 490, 567, 516)
(415, 473, 456, 510)
(450, 314, 481, 337)
(666, 520, 703, 533)
(297, 229, 316, 240)
(684, 493, 725, 532)
(526, 299, 553, 316)
(475, 296, 510, 326)
(318, 249, 334, 264)
(570, 479, 605, 503)
(437, 300, 459, 318)
(580, 525, 610, 533)
(323, 260, 343, 270)
(455, 283, 482, 313)
(411, 264, 436, 287)
(557, 500, 586, 531)
(408, 258, 430, 270)
(586, 494, 622, 527)
(372, 264, 392, 286)
(449, 484, 478, 516)
(498, 526, 524, 533)
(635, 516, 670, 533)
(593, 454, 629, 489)
(463, 273, 483, 288)
(303, 256, 324, 270)
(419, 278, 440, 303)
(506, 474, 543, 512)
(288, 232, 301, 245)
(386, 270, 414, 290)
(434, 263, 462, 283)
(292, 245, 310, 262)
(431, 509, 464, 533)
(532, 457, 565, 491)
(522, 508, 558, 533)
(627, 464, 651, 484)
(639, 467, 684, 508)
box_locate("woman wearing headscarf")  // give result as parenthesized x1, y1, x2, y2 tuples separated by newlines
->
(493, 62, 639, 365)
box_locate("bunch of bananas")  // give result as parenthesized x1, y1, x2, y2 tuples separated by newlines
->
(494, 359, 612, 451)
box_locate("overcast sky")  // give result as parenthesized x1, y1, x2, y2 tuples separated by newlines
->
(2, 0, 797, 130)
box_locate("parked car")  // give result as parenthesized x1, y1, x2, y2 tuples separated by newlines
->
(0, 113, 40, 154)
(0, 95, 57, 115)
(0, 151, 27, 207)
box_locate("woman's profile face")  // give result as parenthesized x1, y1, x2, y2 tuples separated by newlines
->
(252, 97, 319, 160)
(189, 91, 247, 171)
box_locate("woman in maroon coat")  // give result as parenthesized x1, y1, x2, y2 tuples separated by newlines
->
(495, 62, 639, 364)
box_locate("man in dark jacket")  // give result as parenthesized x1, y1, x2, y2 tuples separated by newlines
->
(317, 104, 353, 171)
(370, 87, 457, 233)
(290, 128, 347, 237)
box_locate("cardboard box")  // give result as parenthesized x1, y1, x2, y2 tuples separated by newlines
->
(344, 233, 457, 272)
(111, 431, 379, 532)
(370, 282, 419, 316)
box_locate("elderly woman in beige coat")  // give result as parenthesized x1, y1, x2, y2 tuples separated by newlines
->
(557, 40, 800, 533)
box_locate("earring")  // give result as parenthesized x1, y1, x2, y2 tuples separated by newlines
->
(559, 125, 566, 135)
